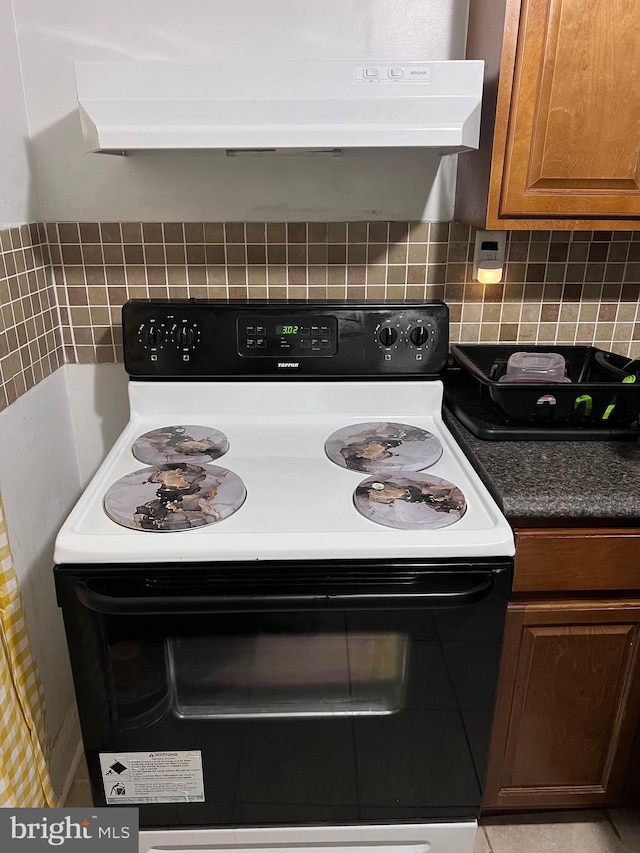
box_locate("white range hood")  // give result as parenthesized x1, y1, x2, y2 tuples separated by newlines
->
(74, 60, 484, 155)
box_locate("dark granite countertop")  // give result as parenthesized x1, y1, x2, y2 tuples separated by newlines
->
(444, 409, 640, 522)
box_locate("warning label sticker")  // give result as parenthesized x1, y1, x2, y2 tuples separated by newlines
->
(98, 751, 205, 804)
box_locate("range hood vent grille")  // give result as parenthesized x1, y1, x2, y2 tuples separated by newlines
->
(74, 60, 484, 155)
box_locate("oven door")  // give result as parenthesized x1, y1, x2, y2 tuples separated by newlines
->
(55, 559, 511, 828)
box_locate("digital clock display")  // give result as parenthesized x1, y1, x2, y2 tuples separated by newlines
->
(241, 315, 337, 357)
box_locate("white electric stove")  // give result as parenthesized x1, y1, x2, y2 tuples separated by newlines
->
(54, 379, 513, 565)
(54, 300, 514, 853)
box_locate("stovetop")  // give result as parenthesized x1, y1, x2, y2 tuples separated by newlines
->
(54, 300, 514, 564)
(54, 380, 514, 564)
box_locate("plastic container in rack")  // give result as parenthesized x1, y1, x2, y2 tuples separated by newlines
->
(449, 344, 640, 429)
(498, 352, 571, 384)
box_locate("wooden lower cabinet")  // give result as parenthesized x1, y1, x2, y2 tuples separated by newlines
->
(483, 599, 640, 809)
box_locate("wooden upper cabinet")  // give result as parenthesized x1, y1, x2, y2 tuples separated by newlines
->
(456, 0, 640, 229)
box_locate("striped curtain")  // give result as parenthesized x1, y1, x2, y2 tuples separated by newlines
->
(0, 492, 57, 807)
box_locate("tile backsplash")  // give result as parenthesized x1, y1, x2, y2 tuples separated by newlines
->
(0, 224, 63, 411)
(1, 220, 639, 409)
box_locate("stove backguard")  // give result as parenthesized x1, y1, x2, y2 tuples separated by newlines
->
(122, 299, 449, 380)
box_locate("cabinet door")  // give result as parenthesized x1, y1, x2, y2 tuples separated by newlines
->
(488, 0, 640, 226)
(484, 601, 640, 809)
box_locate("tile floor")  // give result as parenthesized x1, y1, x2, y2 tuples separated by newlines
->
(478, 810, 640, 852)
(64, 757, 91, 808)
(65, 761, 640, 852)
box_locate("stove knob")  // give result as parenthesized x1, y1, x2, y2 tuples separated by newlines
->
(410, 326, 429, 346)
(378, 327, 398, 347)
(176, 326, 196, 347)
(146, 326, 164, 346)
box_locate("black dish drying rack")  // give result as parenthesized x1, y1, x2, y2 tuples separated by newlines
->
(445, 345, 640, 441)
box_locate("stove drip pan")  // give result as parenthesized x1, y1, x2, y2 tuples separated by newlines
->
(325, 421, 442, 473)
(103, 463, 246, 531)
(354, 473, 466, 530)
(132, 424, 230, 466)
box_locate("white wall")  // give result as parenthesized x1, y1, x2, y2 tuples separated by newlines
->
(0, 0, 41, 226)
(0, 369, 83, 795)
(0, 365, 128, 798)
(13, 0, 470, 222)
(63, 364, 129, 484)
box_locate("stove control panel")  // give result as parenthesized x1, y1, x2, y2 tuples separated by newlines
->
(374, 310, 439, 360)
(123, 300, 449, 378)
(238, 316, 338, 357)
(138, 318, 201, 348)
(136, 316, 202, 365)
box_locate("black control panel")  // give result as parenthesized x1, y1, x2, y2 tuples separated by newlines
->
(239, 316, 338, 357)
(122, 300, 449, 379)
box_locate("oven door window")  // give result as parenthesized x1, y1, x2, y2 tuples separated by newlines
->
(167, 627, 408, 718)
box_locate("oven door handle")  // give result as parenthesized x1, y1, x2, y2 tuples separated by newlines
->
(73, 575, 496, 614)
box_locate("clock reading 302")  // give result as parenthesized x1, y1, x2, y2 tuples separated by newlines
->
(238, 315, 338, 357)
